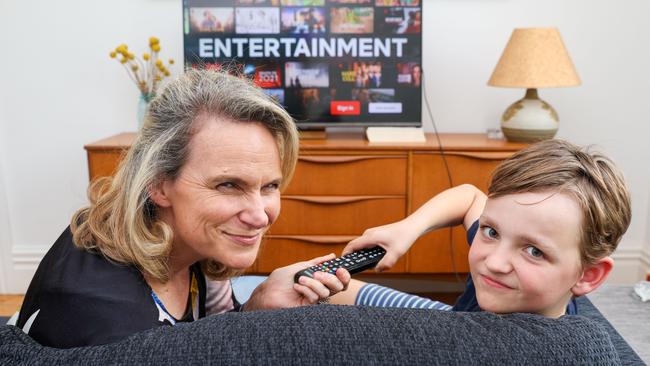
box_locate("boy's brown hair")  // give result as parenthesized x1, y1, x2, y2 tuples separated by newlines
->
(488, 139, 631, 265)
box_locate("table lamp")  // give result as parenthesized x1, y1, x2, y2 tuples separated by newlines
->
(488, 27, 581, 142)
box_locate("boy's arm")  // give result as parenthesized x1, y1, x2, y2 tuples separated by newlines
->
(342, 184, 486, 272)
(402, 183, 486, 235)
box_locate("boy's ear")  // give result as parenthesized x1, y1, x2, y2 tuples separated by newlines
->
(571, 257, 613, 297)
(149, 180, 172, 208)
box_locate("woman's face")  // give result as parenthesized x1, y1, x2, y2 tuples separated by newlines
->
(153, 115, 283, 270)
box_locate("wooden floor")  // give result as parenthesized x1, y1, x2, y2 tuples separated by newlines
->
(0, 295, 23, 317)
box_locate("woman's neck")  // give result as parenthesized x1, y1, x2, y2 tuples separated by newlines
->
(145, 265, 192, 320)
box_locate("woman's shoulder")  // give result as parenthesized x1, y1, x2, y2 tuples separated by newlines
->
(16, 226, 161, 347)
(40, 226, 146, 292)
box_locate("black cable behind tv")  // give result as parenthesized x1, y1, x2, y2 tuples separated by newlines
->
(421, 67, 462, 284)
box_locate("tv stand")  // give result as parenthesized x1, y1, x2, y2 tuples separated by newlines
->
(85, 133, 527, 279)
(299, 128, 326, 140)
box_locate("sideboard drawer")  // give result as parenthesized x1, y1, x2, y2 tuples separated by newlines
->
(271, 196, 405, 235)
(285, 155, 407, 195)
(256, 237, 407, 273)
(408, 152, 509, 274)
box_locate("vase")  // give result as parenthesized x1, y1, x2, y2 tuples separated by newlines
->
(136, 93, 154, 129)
(500, 88, 559, 142)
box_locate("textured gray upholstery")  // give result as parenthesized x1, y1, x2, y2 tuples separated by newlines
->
(0, 304, 624, 365)
(575, 296, 644, 365)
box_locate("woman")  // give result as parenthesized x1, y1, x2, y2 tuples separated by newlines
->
(16, 69, 349, 348)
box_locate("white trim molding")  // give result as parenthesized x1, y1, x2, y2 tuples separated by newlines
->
(4, 245, 50, 294)
(641, 248, 650, 279)
(12, 245, 49, 270)
(608, 247, 650, 285)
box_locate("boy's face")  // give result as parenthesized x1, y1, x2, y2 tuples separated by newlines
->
(468, 191, 584, 318)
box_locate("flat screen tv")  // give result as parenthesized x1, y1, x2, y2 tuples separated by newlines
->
(183, 0, 422, 129)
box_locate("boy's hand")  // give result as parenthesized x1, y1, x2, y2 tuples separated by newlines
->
(342, 220, 419, 272)
(244, 254, 350, 311)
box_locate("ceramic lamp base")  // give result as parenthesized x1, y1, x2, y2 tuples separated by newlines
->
(500, 88, 559, 143)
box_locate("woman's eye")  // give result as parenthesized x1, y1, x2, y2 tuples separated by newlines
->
(216, 182, 236, 190)
(525, 246, 544, 258)
(263, 182, 280, 192)
(481, 226, 499, 239)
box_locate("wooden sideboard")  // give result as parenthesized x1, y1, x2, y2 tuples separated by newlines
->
(85, 131, 526, 278)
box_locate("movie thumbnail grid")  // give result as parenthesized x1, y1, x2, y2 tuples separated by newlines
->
(187, 0, 421, 34)
(193, 61, 421, 115)
(195, 61, 421, 88)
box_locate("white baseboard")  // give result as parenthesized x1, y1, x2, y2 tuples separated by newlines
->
(641, 248, 650, 278)
(608, 247, 650, 285)
(4, 245, 49, 294)
(12, 245, 49, 269)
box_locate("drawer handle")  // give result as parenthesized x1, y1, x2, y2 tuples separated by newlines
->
(415, 151, 514, 160)
(448, 152, 514, 160)
(284, 195, 401, 204)
(299, 155, 402, 163)
(267, 235, 357, 244)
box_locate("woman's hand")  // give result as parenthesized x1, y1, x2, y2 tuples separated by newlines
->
(243, 254, 351, 311)
(342, 220, 419, 272)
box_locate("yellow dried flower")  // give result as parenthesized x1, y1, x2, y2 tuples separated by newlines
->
(169, 59, 175, 65)
(110, 37, 173, 97)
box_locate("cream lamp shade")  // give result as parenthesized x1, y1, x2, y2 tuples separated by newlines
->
(488, 27, 580, 142)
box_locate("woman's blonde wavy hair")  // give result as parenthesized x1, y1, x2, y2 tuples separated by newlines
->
(71, 68, 299, 283)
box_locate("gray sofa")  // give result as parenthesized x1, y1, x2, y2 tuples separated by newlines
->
(0, 297, 643, 365)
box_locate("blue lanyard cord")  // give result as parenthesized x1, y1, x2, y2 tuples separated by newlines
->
(151, 290, 177, 325)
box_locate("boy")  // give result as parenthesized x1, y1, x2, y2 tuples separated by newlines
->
(331, 139, 631, 318)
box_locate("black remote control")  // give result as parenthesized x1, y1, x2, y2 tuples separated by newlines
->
(294, 247, 387, 283)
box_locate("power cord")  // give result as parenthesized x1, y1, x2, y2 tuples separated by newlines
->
(421, 67, 463, 284)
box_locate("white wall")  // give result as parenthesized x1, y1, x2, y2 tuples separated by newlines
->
(0, 87, 12, 294)
(420, 0, 650, 283)
(0, 0, 649, 293)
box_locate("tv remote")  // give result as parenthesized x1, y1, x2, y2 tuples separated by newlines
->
(294, 247, 387, 283)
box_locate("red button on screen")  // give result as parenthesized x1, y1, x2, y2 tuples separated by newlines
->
(331, 101, 361, 115)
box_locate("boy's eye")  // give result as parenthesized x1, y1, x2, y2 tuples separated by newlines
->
(525, 246, 544, 258)
(481, 226, 499, 239)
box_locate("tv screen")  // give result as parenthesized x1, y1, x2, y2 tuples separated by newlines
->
(183, 0, 422, 128)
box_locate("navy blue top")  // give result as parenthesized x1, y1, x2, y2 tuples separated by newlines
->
(17, 226, 241, 348)
(451, 220, 577, 315)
